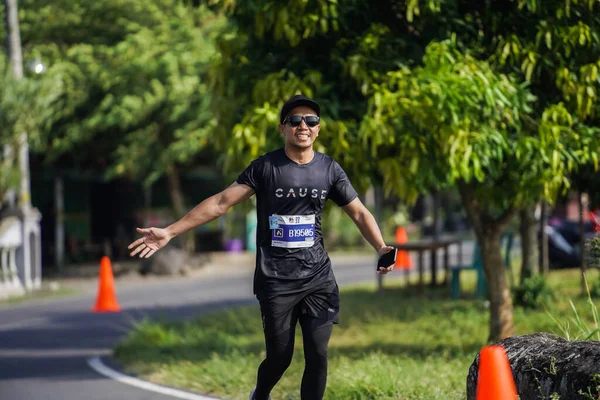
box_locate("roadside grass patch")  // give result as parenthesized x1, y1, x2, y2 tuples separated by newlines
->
(0, 284, 76, 306)
(115, 268, 599, 400)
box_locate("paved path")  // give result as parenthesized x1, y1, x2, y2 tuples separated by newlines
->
(0, 244, 473, 400)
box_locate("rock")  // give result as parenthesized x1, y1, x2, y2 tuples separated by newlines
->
(138, 246, 190, 276)
(467, 332, 600, 400)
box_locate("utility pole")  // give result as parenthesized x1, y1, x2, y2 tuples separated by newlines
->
(5, 0, 32, 208)
(5, 0, 23, 79)
(4, 0, 42, 291)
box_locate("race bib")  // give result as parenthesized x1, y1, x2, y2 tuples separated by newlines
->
(269, 214, 315, 248)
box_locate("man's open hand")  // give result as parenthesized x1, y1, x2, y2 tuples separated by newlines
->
(128, 227, 172, 258)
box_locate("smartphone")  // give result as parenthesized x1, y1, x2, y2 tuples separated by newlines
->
(377, 249, 398, 270)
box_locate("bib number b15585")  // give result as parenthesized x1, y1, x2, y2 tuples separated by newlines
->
(269, 214, 315, 248)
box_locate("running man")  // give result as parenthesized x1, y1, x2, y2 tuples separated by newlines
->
(128, 94, 395, 400)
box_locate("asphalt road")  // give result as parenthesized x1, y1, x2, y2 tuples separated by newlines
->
(0, 244, 473, 400)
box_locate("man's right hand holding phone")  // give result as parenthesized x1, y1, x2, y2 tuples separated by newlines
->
(377, 245, 396, 275)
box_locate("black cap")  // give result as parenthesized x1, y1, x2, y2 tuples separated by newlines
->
(279, 95, 320, 124)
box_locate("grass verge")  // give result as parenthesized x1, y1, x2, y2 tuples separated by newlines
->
(0, 283, 77, 306)
(114, 268, 599, 400)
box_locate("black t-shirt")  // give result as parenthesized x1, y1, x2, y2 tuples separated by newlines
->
(236, 148, 358, 298)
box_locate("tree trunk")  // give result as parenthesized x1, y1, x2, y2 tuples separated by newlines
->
(54, 176, 64, 270)
(165, 165, 195, 253)
(539, 200, 550, 275)
(431, 190, 441, 286)
(5, 0, 24, 80)
(5, 0, 32, 210)
(458, 183, 515, 342)
(579, 191, 587, 293)
(374, 185, 384, 293)
(480, 229, 514, 341)
(518, 204, 538, 284)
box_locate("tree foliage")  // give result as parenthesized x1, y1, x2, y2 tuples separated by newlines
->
(20, 0, 228, 186)
(206, 0, 452, 188)
(362, 41, 537, 204)
(407, 0, 600, 186)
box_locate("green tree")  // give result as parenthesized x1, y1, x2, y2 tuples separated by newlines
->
(485, 0, 600, 284)
(206, 0, 452, 191)
(18, 0, 228, 249)
(405, 0, 600, 285)
(359, 40, 598, 341)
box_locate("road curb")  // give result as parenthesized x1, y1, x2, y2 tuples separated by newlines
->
(87, 356, 222, 400)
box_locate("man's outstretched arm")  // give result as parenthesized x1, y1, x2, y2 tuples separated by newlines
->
(342, 197, 396, 274)
(128, 182, 255, 258)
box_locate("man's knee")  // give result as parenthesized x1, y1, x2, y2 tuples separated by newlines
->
(302, 320, 332, 368)
(305, 337, 328, 365)
(267, 346, 294, 370)
(305, 351, 327, 372)
(265, 329, 295, 370)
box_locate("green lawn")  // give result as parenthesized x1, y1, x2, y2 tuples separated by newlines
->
(114, 268, 600, 400)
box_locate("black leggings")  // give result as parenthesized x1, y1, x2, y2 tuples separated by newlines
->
(253, 316, 333, 400)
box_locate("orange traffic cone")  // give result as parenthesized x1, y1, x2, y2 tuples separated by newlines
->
(394, 226, 413, 270)
(92, 256, 121, 313)
(476, 345, 518, 400)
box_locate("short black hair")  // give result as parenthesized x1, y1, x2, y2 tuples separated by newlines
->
(280, 95, 320, 124)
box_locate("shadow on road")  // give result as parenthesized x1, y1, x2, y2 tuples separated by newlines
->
(0, 298, 256, 382)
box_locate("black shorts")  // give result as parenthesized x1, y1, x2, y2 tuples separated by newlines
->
(258, 281, 340, 338)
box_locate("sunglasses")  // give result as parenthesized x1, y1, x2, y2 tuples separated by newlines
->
(284, 115, 320, 127)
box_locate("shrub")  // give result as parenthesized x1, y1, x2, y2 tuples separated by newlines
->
(513, 275, 553, 309)
(589, 278, 600, 299)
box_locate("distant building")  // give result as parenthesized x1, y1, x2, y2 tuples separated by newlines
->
(31, 158, 226, 273)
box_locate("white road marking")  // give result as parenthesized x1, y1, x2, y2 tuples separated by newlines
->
(87, 357, 221, 400)
(0, 316, 50, 330)
(0, 348, 110, 358)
